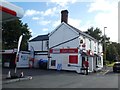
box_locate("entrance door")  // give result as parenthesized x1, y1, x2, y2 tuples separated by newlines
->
(81, 56, 85, 68)
(93, 57, 97, 71)
(88, 57, 93, 72)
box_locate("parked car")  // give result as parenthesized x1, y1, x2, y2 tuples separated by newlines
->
(113, 62, 120, 72)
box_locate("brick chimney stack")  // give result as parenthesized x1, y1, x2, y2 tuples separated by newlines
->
(61, 10, 68, 23)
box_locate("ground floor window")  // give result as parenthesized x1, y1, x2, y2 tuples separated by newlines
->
(51, 60, 56, 66)
(97, 57, 102, 65)
(95, 57, 98, 68)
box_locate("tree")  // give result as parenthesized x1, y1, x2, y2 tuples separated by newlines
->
(85, 27, 110, 43)
(106, 42, 119, 63)
(84, 27, 102, 41)
(110, 42, 120, 61)
(2, 20, 32, 50)
(85, 27, 120, 63)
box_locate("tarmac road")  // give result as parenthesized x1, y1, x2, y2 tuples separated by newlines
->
(2, 66, 119, 88)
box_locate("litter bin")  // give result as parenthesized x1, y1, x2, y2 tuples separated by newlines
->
(39, 59, 48, 69)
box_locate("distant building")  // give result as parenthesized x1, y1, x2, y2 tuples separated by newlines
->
(28, 34, 49, 68)
(28, 34, 49, 51)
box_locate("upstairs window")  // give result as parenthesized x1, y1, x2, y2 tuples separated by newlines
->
(46, 40, 49, 48)
(89, 39, 91, 50)
(94, 42, 96, 52)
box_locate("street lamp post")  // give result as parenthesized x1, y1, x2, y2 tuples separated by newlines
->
(104, 27, 107, 69)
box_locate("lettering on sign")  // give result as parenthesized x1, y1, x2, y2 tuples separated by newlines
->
(60, 49, 78, 53)
(53, 49, 60, 53)
(50, 48, 78, 53)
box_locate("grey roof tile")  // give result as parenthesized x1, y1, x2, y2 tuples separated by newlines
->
(29, 34, 49, 42)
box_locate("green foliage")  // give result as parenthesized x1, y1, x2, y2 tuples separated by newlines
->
(107, 62, 115, 67)
(85, 27, 102, 41)
(85, 27, 120, 63)
(2, 20, 32, 50)
(106, 42, 118, 62)
(85, 27, 110, 43)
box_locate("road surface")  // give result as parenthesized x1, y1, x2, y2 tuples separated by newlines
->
(2, 66, 119, 88)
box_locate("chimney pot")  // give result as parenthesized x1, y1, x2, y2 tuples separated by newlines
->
(61, 10, 68, 23)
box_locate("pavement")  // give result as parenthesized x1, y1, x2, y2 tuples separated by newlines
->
(2, 68, 33, 84)
(2, 76, 32, 84)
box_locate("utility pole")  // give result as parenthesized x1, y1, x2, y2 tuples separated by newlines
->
(104, 27, 107, 69)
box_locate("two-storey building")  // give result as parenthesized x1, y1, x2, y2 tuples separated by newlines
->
(48, 10, 103, 73)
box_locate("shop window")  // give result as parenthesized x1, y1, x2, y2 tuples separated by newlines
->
(51, 60, 56, 66)
(94, 42, 97, 52)
(69, 55, 78, 64)
(89, 39, 92, 50)
(98, 57, 101, 65)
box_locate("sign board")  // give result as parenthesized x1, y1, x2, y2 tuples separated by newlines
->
(50, 48, 78, 54)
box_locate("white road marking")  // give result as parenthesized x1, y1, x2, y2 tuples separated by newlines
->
(102, 70, 110, 75)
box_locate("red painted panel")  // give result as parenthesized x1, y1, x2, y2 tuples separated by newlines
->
(69, 55, 78, 64)
(49, 49, 53, 53)
(0, 6, 17, 16)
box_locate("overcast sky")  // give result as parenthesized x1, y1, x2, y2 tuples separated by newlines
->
(11, 0, 118, 42)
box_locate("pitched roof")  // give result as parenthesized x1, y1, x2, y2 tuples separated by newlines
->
(67, 23, 97, 41)
(49, 22, 97, 41)
(29, 34, 49, 42)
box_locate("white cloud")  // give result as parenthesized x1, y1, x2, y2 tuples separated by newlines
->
(52, 17, 82, 31)
(29, 28, 34, 36)
(32, 17, 41, 20)
(38, 20, 51, 25)
(52, 20, 61, 28)
(88, 0, 116, 12)
(24, 9, 41, 16)
(42, 7, 57, 16)
(42, 28, 49, 32)
(50, 0, 77, 7)
(29, 28, 32, 32)
(41, 6, 68, 18)
(24, 8, 57, 17)
(87, 0, 118, 42)
(94, 11, 118, 42)
(79, 21, 94, 31)
(68, 17, 82, 29)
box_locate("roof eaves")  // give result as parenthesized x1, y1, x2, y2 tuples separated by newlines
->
(67, 23, 97, 41)
(29, 34, 49, 42)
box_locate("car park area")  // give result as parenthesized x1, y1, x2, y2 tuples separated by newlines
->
(2, 66, 119, 88)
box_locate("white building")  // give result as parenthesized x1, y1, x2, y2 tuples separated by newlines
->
(48, 10, 103, 73)
(28, 34, 49, 68)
